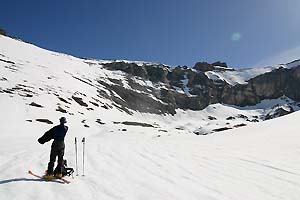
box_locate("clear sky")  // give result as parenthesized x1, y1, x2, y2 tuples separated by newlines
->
(1, 0, 300, 68)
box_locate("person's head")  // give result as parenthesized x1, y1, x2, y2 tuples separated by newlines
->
(59, 117, 67, 124)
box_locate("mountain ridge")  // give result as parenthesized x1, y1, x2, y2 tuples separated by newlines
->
(0, 35, 299, 135)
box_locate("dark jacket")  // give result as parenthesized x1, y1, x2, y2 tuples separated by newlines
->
(38, 124, 68, 145)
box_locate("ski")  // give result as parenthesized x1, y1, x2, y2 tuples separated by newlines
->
(28, 170, 71, 184)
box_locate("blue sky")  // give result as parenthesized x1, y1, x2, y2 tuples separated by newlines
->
(1, 0, 300, 68)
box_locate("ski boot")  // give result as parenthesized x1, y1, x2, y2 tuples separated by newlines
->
(43, 174, 54, 179)
(55, 173, 63, 178)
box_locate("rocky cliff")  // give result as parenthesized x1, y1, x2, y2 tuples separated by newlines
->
(100, 61, 300, 115)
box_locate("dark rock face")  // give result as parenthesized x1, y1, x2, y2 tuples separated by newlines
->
(147, 66, 169, 83)
(226, 116, 236, 120)
(58, 97, 71, 104)
(222, 67, 300, 106)
(193, 61, 229, 72)
(121, 121, 154, 127)
(56, 106, 68, 113)
(167, 67, 185, 87)
(36, 119, 53, 124)
(102, 61, 300, 115)
(193, 62, 215, 72)
(98, 80, 175, 115)
(212, 61, 228, 68)
(233, 123, 247, 128)
(212, 127, 233, 132)
(208, 116, 217, 120)
(0, 29, 6, 36)
(29, 102, 43, 108)
(103, 62, 169, 83)
(265, 107, 294, 120)
(72, 96, 88, 107)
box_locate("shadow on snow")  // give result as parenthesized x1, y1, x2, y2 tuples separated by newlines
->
(0, 177, 65, 184)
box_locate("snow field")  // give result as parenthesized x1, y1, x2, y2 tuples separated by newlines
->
(1, 35, 300, 200)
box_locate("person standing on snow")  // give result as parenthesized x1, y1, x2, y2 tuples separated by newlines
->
(38, 117, 68, 179)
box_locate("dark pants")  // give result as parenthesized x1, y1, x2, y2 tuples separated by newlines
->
(47, 141, 65, 175)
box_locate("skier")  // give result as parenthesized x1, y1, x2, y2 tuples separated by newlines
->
(38, 117, 68, 179)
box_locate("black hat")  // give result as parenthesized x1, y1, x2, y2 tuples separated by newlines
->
(59, 117, 67, 124)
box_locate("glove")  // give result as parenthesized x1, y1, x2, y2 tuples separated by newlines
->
(38, 138, 45, 144)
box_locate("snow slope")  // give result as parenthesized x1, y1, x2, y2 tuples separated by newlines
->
(205, 58, 300, 86)
(1, 105, 300, 199)
(205, 66, 278, 85)
(1, 35, 300, 200)
(2, 34, 297, 136)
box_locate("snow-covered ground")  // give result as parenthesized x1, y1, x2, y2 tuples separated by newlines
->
(1, 105, 300, 200)
(205, 66, 278, 85)
(204, 59, 300, 86)
(1, 35, 300, 199)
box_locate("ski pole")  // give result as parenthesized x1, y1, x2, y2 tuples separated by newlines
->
(82, 137, 85, 176)
(75, 137, 78, 176)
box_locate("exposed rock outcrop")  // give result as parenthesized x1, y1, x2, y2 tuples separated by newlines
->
(222, 66, 300, 106)
(193, 62, 215, 72)
(102, 61, 300, 115)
